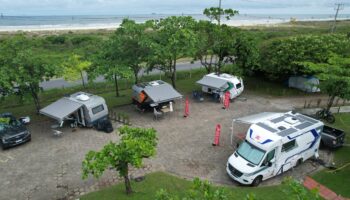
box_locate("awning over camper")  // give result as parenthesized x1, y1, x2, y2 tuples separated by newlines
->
(144, 84, 182, 104)
(233, 112, 283, 125)
(196, 76, 228, 89)
(40, 98, 83, 121)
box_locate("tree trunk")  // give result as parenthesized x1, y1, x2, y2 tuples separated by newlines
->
(134, 70, 139, 84)
(80, 71, 86, 89)
(29, 85, 41, 114)
(326, 95, 336, 113)
(114, 74, 120, 97)
(171, 59, 177, 89)
(123, 169, 132, 195)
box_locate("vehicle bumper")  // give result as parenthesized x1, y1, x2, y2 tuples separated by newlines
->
(226, 165, 253, 185)
(2, 134, 31, 149)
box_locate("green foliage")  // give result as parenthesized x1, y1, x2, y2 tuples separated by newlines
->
(234, 31, 260, 75)
(147, 16, 198, 88)
(155, 178, 228, 200)
(0, 34, 59, 112)
(282, 177, 320, 200)
(82, 126, 157, 194)
(112, 19, 152, 84)
(0, 117, 10, 124)
(62, 54, 91, 87)
(260, 34, 350, 80)
(46, 35, 67, 44)
(203, 7, 239, 24)
(299, 54, 350, 111)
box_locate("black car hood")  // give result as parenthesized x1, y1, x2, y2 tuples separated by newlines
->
(0, 125, 27, 138)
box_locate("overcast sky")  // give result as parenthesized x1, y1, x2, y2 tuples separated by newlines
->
(0, 0, 349, 16)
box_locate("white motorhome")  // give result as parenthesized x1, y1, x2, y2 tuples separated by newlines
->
(197, 73, 244, 100)
(227, 111, 323, 186)
(40, 92, 109, 128)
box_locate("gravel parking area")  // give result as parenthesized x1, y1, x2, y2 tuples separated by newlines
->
(0, 93, 331, 200)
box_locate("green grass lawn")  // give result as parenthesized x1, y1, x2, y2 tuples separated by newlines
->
(312, 113, 350, 198)
(81, 172, 293, 200)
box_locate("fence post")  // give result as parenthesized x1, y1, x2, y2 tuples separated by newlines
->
(304, 100, 307, 108)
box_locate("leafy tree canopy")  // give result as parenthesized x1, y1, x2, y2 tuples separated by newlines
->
(82, 126, 158, 194)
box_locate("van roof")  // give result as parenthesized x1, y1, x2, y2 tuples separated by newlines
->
(246, 111, 323, 149)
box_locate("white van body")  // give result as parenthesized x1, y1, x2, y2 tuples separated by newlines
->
(197, 73, 244, 99)
(227, 111, 323, 185)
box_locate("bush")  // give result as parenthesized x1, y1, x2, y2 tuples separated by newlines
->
(46, 35, 66, 44)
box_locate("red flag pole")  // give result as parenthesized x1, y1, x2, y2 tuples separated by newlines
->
(184, 97, 189, 117)
(213, 124, 221, 146)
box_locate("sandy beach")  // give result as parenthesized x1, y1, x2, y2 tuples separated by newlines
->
(1, 16, 349, 33)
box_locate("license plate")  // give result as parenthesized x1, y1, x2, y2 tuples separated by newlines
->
(16, 139, 22, 143)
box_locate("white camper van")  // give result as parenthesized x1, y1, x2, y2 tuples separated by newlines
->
(197, 73, 244, 100)
(227, 111, 323, 186)
(40, 92, 109, 128)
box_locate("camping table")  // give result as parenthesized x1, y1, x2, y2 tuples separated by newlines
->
(161, 107, 171, 113)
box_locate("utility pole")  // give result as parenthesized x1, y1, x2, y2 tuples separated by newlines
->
(331, 3, 344, 33)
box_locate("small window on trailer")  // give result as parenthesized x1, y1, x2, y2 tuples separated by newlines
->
(282, 140, 296, 152)
(92, 104, 104, 115)
(236, 83, 242, 89)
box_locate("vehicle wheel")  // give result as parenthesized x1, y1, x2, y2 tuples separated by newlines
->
(251, 176, 263, 187)
(295, 158, 303, 167)
(326, 115, 335, 124)
(315, 110, 323, 119)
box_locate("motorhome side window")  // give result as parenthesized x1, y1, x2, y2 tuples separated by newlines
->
(92, 105, 104, 115)
(282, 140, 296, 152)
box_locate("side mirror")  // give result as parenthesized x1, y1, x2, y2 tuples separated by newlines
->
(19, 116, 30, 125)
(270, 158, 276, 163)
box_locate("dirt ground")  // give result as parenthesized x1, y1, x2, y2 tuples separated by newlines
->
(0, 93, 332, 200)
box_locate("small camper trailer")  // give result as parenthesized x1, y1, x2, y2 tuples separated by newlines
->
(197, 73, 244, 100)
(40, 92, 110, 129)
(132, 80, 182, 110)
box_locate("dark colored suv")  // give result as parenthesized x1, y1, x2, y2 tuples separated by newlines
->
(0, 113, 31, 150)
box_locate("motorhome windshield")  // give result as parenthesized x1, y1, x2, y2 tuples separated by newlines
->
(237, 141, 266, 165)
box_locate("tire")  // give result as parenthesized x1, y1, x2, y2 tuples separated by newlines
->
(326, 115, 335, 124)
(315, 110, 323, 119)
(295, 158, 303, 167)
(251, 176, 263, 187)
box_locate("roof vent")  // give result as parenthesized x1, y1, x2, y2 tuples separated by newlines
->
(284, 117, 298, 124)
(76, 94, 90, 101)
(149, 81, 160, 86)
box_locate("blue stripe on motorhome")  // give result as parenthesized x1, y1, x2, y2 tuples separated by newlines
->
(250, 129, 273, 145)
(309, 129, 320, 148)
(276, 129, 319, 175)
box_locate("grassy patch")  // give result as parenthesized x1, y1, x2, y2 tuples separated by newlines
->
(81, 171, 292, 200)
(312, 114, 350, 198)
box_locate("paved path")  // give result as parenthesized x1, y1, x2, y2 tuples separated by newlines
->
(303, 176, 349, 200)
(40, 61, 202, 90)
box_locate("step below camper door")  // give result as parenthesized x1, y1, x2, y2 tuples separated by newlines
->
(77, 107, 86, 126)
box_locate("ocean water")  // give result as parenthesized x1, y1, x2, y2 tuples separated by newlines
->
(0, 13, 349, 31)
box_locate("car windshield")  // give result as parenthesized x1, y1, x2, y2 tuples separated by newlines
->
(237, 141, 266, 165)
